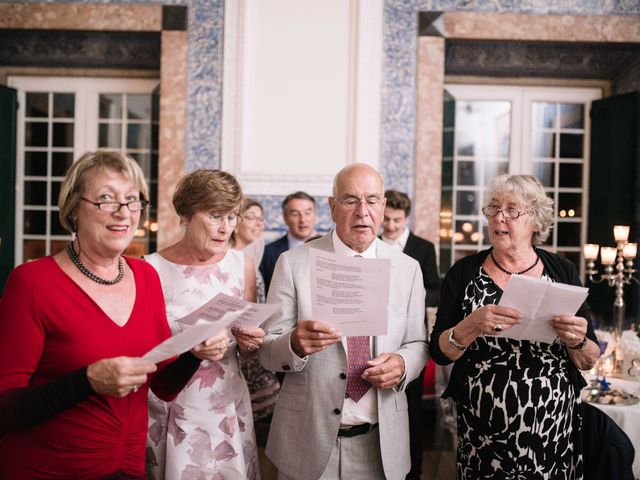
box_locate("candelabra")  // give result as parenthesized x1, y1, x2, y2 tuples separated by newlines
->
(584, 225, 639, 339)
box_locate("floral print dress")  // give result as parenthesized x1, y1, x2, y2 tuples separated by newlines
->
(145, 250, 260, 480)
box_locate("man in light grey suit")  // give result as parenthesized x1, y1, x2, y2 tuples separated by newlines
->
(259, 163, 428, 479)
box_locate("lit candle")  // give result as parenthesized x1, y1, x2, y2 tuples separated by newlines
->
(623, 242, 637, 259)
(602, 357, 614, 376)
(600, 247, 617, 265)
(583, 243, 600, 260)
(614, 225, 630, 242)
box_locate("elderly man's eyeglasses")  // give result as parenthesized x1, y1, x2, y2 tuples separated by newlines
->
(81, 197, 148, 212)
(482, 206, 530, 219)
(206, 212, 239, 226)
(338, 196, 383, 210)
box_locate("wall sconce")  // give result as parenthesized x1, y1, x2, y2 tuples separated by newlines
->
(584, 225, 639, 338)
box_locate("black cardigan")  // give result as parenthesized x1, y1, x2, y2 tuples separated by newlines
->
(428, 247, 597, 400)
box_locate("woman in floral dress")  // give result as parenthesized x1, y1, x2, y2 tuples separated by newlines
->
(145, 169, 264, 480)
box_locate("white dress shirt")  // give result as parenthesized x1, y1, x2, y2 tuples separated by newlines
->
(331, 230, 378, 426)
(381, 227, 409, 252)
(287, 232, 305, 250)
(287, 231, 379, 425)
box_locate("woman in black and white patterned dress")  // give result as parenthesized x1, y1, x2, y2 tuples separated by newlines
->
(429, 174, 600, 479)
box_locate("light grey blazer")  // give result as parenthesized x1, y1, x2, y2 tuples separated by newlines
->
(259, 233, 428, 480)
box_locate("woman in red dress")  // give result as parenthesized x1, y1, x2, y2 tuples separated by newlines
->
(0, 151, 228, 479)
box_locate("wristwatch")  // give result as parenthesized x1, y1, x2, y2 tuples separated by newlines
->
(568, 336, 588, 350)
(448, 328, 468, 351)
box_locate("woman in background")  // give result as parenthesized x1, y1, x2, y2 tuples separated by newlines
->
(0, 151, 226, 479)
(429, 174, 598, 479)
(146, 170, 264, 480)
(231, 198, 280, 423)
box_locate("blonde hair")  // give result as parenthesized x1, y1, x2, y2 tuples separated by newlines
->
(484, 174, 554, 245)
(58, 151, 149, 233)
(173, 169, 244, 220)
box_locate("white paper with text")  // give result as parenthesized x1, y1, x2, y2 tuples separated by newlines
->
(309, 248, 390, 336)
(142, 293, 280, 363)
(497, 274, 588, 344)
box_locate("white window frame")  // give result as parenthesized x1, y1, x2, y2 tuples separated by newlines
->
(443, 84, 602, 275)
(8, 76, 158, 265)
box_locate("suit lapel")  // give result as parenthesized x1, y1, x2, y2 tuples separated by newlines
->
(403, 231, 417, 256)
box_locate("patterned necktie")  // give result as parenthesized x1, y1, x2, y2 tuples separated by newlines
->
(345, 254, 371, 402)
(346, 335, 371, 402)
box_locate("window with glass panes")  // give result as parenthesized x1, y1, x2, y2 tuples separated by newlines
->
(440, 85, 601, 276)
(9, 76, 158, 264)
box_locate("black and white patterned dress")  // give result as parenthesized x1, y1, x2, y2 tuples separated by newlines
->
(455, 266, 583, 480)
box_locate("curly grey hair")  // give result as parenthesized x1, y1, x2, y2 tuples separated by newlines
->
(484, 174, 554, 245)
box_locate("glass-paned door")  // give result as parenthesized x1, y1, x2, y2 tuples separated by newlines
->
(441, 85, 601, 275)
(527, 98, 590, 268)
(8, 76, 159, 264)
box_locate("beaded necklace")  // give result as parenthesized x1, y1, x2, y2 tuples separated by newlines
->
(490, 248, 539, 275)
(66, 242, 124, 285)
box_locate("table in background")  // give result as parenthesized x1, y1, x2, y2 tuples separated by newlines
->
(583, 373, 640, 478)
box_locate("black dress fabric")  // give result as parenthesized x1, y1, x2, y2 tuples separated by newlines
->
(454, 267, 583, 479)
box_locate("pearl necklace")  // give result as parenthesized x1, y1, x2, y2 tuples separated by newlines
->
(66, 243, 124, 285)
(490, 248, 539, 275)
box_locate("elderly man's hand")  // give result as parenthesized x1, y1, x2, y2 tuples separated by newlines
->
(290, 320, 342, 357)
(362, 352, 405, 389)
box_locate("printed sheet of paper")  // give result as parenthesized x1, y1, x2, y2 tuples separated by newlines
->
(142, 293, 281, 364)
(194, 292, 281, 330)
(309, 248, 390, 336)
(497, 274, 588, 344)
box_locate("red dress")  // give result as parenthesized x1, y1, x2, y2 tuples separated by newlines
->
(0, 256, 171, 479)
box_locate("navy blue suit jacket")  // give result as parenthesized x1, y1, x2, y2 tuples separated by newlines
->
(259, 234, 289, 294)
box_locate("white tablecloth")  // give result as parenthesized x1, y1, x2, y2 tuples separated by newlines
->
(583, 373, 640, 478)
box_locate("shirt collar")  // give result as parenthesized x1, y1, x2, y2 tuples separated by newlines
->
(331, 230, 377, 259)
(287, 232, 305, 249)
(381, 227, 409, 251)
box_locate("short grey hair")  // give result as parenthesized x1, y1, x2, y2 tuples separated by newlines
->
(484, 174, 554, 245)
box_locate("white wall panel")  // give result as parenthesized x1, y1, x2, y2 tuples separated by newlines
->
(222, 0, 383, 196)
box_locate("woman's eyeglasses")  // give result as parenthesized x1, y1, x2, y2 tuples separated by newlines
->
(482, 206, 530, 219)
(205, 212, 239, 226)
(81, 197, 148, 212)
(242, 214, 265, 224)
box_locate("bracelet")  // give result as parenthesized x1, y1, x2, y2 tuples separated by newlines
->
(448, 328, 468, 351)
(567, 336, 588, 350)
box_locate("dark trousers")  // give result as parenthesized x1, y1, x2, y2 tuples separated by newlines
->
(406, 367, 426, 480)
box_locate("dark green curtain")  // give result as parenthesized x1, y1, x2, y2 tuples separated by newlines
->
(588, 92, 639, 327)
(0, 85, 17, 294)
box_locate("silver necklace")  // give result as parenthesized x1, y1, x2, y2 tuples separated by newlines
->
(66, 242, 124, 285)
